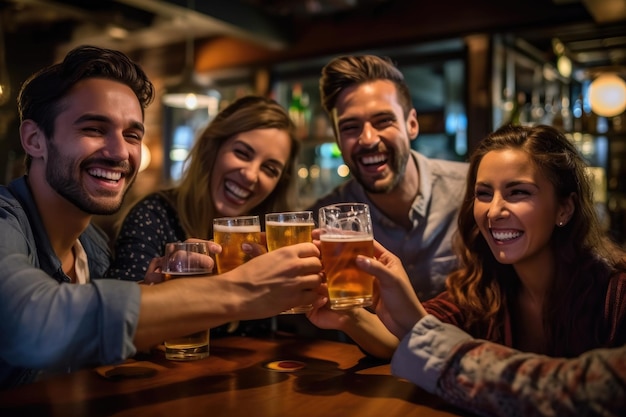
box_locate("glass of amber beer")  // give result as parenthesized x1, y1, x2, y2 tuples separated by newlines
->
(265, 211, 315, 314)
(162, 241, 212, 361)
(213, 216, 262, 274)
(319, 203, 374, 310)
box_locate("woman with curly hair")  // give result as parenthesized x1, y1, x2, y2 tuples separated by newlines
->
(309, 124, 626, 359)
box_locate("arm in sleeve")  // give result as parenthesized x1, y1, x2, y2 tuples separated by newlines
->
(0, 252, 141, 371)
(391, 315, 626, 417)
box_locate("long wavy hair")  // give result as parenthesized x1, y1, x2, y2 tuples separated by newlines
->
(165, 95, 299, 239)
(447, 124, 625, 354)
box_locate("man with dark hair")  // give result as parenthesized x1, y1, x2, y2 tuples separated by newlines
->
(310, 55, 467, 301)
(0, 45, 323, 389)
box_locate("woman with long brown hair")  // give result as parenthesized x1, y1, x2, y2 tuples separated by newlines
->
(108, 95, 299, 336)
(309, 124, 626, 359)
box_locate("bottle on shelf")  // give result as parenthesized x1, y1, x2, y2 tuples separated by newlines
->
(288, 83, 310, 140)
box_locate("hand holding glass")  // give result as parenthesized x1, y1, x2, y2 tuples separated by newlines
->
(162, 241, 211, 360)
(265, 211, 315, 314)
(319, 203, 374, 310)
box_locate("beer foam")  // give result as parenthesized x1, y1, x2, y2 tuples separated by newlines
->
(266, 221, 315, 227)
(213, 224, 260, 233)
(320, 234, 373, 242)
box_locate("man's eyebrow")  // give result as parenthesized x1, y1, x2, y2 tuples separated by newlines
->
(74, 114, 145, 134)
(338, 111, 395, 124)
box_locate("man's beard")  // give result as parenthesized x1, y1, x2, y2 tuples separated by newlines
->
(354, 149, 409, 194)
(46, 141, 135, 215)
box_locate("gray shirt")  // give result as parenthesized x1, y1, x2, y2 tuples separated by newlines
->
(309, 151, 467, 300)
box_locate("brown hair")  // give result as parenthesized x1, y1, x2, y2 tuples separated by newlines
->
(167, 95, 299, 239)
(447, 124, 625, 355)
(17, 45, 154, 171)
(319, 55, 413, 121)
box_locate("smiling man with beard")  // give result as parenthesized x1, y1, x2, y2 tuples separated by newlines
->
(309, 55, 468, 302)
(0, 45, 324, 389)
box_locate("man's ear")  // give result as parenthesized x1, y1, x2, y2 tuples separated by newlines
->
(407, 108, 419, 141)
(20, 120, 47, 160)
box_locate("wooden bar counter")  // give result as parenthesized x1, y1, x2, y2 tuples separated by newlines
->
(0, 335, 473, 417)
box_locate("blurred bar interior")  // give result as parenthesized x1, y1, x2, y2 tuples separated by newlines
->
(1, 0, 625, 246)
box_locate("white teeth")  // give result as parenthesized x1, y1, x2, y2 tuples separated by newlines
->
(225, 180, 250, 199)
(361, 154, 386, 165)
(88, 168, 122, 181)
(492, 230, 522, 241)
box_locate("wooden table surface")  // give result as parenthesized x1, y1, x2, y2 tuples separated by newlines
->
(0, 335, 472, 417)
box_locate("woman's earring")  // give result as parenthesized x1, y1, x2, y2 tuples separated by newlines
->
(558, 221, 564, 227)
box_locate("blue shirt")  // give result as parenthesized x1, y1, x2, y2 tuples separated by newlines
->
(0, 176, 140, 389)
(309, 151, 468, 300)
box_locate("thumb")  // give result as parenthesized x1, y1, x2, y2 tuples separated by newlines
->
(355, 255, 396, 286)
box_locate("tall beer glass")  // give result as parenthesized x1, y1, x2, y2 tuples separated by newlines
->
(319, 203, 374, 310)
(265, 211, 315, 314)
(213, 216, 262, 274)
(162, 241, 212, 360)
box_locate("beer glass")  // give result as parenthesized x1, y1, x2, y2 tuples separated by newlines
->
(162, 241, 211, 360)
(213, 216, 262, 273)
(319, 203, 374, 310)
(265, 211, 315, 314)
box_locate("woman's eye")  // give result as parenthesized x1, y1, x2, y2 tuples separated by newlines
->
(474, 190, 492, 201)
(507, 189, 531, 200)
(263, 165, 281, 177)
(234, 149, 251, 160)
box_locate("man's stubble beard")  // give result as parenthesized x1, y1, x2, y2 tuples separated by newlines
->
(46, 142, 136, 215)
(356, 150, 409, 194)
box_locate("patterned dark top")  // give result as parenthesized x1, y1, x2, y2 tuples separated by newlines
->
(108, 193, 185, 281)
(107, 192, 271, 338)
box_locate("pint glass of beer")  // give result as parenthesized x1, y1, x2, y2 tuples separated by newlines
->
(213, 216, 262, 274)
(319, 203, 374, 310)
(265, 211, 315, 313)
(162, 241, 212, 361)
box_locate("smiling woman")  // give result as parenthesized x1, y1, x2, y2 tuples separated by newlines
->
(420, 124, 626, 356)
(106, 95, 299, 337)
(310, 123, 626, 370)
(108, 95, 298, 281)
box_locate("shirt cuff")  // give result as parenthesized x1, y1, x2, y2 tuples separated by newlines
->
(390, 314, 473, 393)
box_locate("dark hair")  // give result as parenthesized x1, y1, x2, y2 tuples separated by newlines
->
(319, 55, 413, 118)
(170, 95, 299, 239)
(17, 45, 155, 169)
(447, 124, 625, 355)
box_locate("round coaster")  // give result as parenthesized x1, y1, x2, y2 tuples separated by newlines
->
(264, 360, 306, 372)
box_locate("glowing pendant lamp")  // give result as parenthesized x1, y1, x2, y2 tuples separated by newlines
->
(162, 0, 219, 111)
(588, 73, 626, 117)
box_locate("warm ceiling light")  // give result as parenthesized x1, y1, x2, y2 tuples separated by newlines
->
(162, 0, 220, 111)
(589, 73, 626, 117)
(162, 69, 220, 110)
(557, 55, 572, 78)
